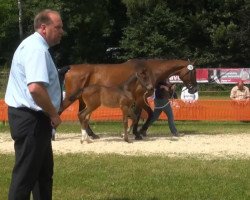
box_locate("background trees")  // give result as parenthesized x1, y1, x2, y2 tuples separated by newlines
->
(0, 0, 249, 67)
(121, 0, 249, 66)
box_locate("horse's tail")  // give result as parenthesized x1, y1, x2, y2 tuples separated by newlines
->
(58, 65, 71, 85)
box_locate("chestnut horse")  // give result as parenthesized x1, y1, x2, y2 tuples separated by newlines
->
(78, 69, 154, 143)
(60, 59, 197, 140)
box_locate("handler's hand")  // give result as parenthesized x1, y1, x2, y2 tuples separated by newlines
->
(50, 114, 62, 129)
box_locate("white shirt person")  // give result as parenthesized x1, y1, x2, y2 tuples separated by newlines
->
(181, 86, 199, 103)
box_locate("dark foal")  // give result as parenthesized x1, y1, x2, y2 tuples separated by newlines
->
(78, 70, 154, 143)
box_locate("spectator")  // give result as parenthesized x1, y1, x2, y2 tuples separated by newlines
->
(5, 9, 63, 200)
(181, 86, 199, 102)
(230, 80, 250, 100)
(148, 79, 183, 138)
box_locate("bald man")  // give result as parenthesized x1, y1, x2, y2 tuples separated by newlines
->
(230, 80, 250, 100)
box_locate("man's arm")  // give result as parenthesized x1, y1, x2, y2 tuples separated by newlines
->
(230, 87, 236, 100)
(28, 82, 61, 128)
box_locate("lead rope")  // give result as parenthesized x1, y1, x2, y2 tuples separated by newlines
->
(143, 87, 176, 109)
(143, 65, 191, 109)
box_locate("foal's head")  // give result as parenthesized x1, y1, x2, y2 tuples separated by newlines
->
(135, 67, 154, 92)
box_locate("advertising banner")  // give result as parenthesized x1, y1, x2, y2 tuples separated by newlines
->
(217, 68, 250, 84)
(170, 68, 250, 84)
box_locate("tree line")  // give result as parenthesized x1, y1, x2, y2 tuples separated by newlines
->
(0, 0, 249, 68)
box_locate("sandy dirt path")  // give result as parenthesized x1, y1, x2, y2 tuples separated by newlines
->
(1, 133, 250, 159)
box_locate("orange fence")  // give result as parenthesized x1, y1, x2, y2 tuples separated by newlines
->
(1, 99, 250, 122)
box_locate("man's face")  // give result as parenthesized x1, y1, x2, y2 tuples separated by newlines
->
(44, 13, 64, 47)
(238, 82, 244, 90)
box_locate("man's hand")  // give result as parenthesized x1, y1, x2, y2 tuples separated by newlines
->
(50, 114, 62, 128)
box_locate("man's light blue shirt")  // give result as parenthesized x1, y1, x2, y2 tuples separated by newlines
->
(5, 32, 61, 112)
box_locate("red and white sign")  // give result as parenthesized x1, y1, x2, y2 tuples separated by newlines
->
(169, 68, 250, 84)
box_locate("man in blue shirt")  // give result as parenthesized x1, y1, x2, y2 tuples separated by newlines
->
(5, 9, 63, 200)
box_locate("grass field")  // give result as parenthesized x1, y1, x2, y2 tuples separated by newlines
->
(1, 153, 249, 200)
(1, 121, 250, 199)
(1, 120, 250, 136)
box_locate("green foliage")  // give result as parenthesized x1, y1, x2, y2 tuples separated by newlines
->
(121, 0, 249, 66)
(57, 0, 127, 64)
(60, 0, 113, 63)
(0, 0, 19, 65)
(0, 0, 249, 66)
(121, 2, 188, 59)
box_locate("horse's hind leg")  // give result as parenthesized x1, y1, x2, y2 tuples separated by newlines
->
(79, 98, 100, 139)
(78, 108, 94, 144)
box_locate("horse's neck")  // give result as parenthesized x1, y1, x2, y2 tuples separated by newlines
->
(152, 63, 185, 81)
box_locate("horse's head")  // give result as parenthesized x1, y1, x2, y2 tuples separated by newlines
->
(177, 62, 198, 94)
(135, 67, 154, 92)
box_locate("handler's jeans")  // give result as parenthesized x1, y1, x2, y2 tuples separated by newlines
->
(8, 106, 53, 200)
(149, 98, 178, 134)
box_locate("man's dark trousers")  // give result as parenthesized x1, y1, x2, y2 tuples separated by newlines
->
(8, 107, 53, 200)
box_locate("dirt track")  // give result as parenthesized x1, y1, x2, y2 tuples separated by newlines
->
(1, 133, 250, 159)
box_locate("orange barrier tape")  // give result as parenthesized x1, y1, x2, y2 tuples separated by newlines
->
(1, 99, 250, 122)
(0, 100, 8, 122)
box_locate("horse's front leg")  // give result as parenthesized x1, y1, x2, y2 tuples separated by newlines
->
(78, 108, 94, 144)
(138, 103, 153, 137)
(137, 101, 153, 136)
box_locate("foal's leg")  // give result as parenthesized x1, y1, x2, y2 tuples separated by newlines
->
(121, 106, 131, 143)
(127, 108, 137, 134)
(79, 98, 100, 139)
(78, 108, 94, 143)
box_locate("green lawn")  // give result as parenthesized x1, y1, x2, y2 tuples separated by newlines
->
(1, 154, 249, 200)
(1, 119, 249, 199)
(1, 120, 250, 136)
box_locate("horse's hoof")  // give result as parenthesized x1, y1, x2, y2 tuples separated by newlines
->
(125, 139, 132, 143)
(80, 139, 83, 144)
(141, 132, 147, 137)
(139, 129, 147, 137)
(90, 134, 100, 139)
(86, 138, 94, 143)
(134, 135, 143, 140)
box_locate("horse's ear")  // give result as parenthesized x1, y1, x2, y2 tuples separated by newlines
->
(188, 59, 196, 66)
